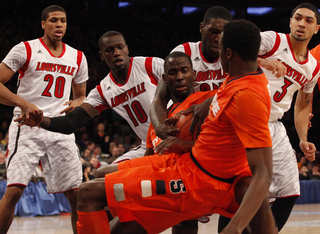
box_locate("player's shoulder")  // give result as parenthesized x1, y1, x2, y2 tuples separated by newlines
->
(171, 41, 200, 53)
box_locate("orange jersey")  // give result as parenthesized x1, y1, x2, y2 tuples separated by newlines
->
(310, 44, 320, 89)
(192, 69, 272, 179)
(146, 90, 217, 149)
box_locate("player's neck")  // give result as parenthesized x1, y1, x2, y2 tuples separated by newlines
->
(42, 36, 63, 57)
(111, 66, 129, 85)
(289, 34, 309, 62)
(228, 60, 258, 78)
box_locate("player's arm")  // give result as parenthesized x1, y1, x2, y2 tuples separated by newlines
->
(223, 147, 273, 233)
(294, 90, 316, 161)
(154, 136, 194, 155)
(60, 81, 87, 114)
(0, 63, 38, 112)
(257, 58, 287, 78)
(150, 79, 179, 139)
(144, 147, 154, 156)
(16, 103, 98, 134)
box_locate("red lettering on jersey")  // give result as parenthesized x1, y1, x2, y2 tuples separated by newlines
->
(111, 82, 146, 107)
(35, 62, 76, 76)
(196, 69, 227, 82)
(281, 61, 308, 86)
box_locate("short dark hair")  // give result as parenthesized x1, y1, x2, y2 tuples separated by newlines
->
(41, 5, 66, 21)
(98, 30, 126, 51)
(203, 6, 233, 25)
(164, 51, 193, 71)
(291, 3, 320, 24)
(222, 20, 261, 61)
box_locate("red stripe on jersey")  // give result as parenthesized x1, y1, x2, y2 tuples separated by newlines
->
(39, 38, 66, 58)
(287, 34, 308, 65)
(182, 43, 192, 57)
(198, 42, 218, 63)
(76, 50, 83, 74)
(110, 57, 133, 86)
(18, 42, 32, 79)
(96, 85, 111, 107)
(145, 57, 158, 86)
(260, 32, 281, 59)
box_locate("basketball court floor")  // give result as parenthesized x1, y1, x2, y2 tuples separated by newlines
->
(6, 203, 320, 233)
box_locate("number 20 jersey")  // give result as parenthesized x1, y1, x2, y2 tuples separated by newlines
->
(259, 31, 320, 121)
(2, 38, 89, 117)
(84, 56, 164, 141)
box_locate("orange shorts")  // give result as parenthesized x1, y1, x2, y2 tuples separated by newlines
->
(105, 153, 251, 234)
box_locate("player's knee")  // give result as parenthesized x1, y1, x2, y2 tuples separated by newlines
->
(77, 182, 94, 208)
(234, 177, 252, 205)
(4, 185, 25, 204)
(95, 164, 118, 178)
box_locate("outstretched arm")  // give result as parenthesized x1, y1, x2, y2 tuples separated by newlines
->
(257, 58, 287, 78)
(294, 90, 316, 161)
(150, 79, 179, 139)
(16, 103, 98, 134)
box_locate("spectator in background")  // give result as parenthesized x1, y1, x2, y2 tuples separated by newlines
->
(298, 156, 307, 170)
(82, 162, 94, 183)
(89, 156, 100, 173)
(0, 152, 6, 180)
(0, 131, 8, 151)
(94, 144, 103, 160)
(86, 140, 96, 153)
(81, 148, 94, 162)
(311, 164, 320, 180)
(299, 165, 311, 180)
(92, 122, 110, 153)
(118, 143, 126, 156)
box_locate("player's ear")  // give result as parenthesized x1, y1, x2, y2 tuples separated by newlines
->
(162, 73, 167, 84)
(192, 70, 196, 81)
(99, 52, 104, 61)
(200, 22, 204, 34)
(226, 48, 232, 60)
(314, 24, 320, 34)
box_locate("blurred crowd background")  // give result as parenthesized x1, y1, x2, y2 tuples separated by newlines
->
(1, 0, 320, 181)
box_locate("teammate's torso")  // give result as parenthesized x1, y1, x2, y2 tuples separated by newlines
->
(259, 32, 319, 121)
(85, 57, 163, 141)
(171, 42, 228, 92)
(3, 38, 87, 117)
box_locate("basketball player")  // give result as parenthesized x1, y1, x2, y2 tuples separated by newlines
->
(0, 5, 88, 234)
(151, 5, 286, 140)
(218, 3, 320, 232)
(20, 19, 277, 234)
(17, 30, 164, 164)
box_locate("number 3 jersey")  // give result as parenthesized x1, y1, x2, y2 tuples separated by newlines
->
(259, 31, 320, 121)
(2, 38, 89, 117)
(84, 56, 164, 142)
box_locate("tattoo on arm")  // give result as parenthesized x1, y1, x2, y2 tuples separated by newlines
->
(304, 93, 312, 104)
(79, 82, 87, 88)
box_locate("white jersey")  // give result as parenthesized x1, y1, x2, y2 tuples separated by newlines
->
(171, 41, 228, 92)
(2, 38, 89, 117)
(259, 31, 320, 121)
(84, 56, 164, 142)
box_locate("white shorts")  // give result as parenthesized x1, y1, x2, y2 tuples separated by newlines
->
(112, 141, 146, 164)
(6, 119, 82, 193)
(268, 121, 300, 199)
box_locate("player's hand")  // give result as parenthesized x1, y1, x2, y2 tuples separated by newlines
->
(308, 113, 314, 130)
(14, 109, 44, 127)
(154, 115, 180, 140)
(258, 59, 287, 78)
(181, 97, 212, 137)
(300, 141, 316, 161)
(60, 99, 83, 114)
(154, 136, 194, 155)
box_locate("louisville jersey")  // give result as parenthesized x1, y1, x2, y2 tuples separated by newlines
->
(259, 31, 320, 121)
(2, 38, 88, 117)
(171, 42, 228, 92)
(146, 90, 217, 149)
(192, 70, 272, 179)
(84, 56, 164, 142)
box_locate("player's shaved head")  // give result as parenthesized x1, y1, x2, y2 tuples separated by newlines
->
(41, 5, 66, 21)
(291, 3, 320, 24)
(99, 30, 126, 51)
(164, 52, 193, 71)
(203, 6, 233, 25)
